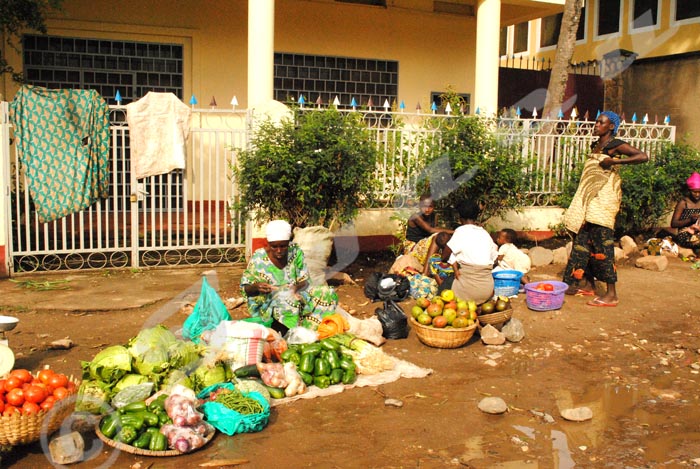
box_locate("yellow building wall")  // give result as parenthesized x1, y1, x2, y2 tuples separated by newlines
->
(1, 0, 478, 109)
(522, 1, 700, 65)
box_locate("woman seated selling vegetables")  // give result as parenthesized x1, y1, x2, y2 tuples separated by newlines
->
(240, 220, 338, 332)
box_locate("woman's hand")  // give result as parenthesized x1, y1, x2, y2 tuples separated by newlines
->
(599, 157, 616, 170)
(245, 282, 276, 296)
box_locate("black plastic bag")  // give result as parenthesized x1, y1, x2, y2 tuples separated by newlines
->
(364, 272, 410, 302)
(375, 300, 409, 339)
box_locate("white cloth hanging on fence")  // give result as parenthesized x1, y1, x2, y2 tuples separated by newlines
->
(126, 92, 191, 179)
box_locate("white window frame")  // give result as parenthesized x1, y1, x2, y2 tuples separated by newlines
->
(671, 0, 700, 27)
(594, 0, 623, 40)
(629, 0, 661, 34)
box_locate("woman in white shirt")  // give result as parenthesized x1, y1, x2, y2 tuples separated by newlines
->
(441, 200, 498, 304)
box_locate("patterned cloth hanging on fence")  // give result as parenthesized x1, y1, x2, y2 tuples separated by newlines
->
(10, 85, 110, 223)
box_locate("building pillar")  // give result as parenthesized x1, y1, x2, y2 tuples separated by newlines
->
(474, 0, 501, 115)
(248, 0, 275, 108)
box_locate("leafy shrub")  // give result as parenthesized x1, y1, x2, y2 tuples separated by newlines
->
(233, 108, 378, 228)
(557, 142, 700, 236)
(417, 115, 535, 223)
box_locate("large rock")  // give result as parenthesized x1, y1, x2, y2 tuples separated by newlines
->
(480, 324, 506, 345)
(635, 255, 668, 271)
(678, 246, 695, 258)
(619, 235, 638, 256)
(614, 246, 626, 262)
(560, 407, 593, 422)
(551, 246, 569, 265)
(502, 318, 525, 343)
(529, 246, 554, 267)
(478, 397, 508, 414)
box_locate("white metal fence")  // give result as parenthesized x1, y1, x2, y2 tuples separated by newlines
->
(3, 105, 249, 274)
(1, 103, 676, 274)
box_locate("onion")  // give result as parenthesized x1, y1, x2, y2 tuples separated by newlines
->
(174, 438, 190, 453)
(174, 416, 187, 426)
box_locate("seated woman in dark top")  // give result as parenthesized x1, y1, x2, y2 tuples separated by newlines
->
(670, 171, 700, 251)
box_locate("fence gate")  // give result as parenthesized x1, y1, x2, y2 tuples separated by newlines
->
(3, 104, 248, 274)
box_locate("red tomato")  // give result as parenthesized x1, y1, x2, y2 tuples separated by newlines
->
(0, 400, 4, 413)
(0, 379, 6, 394)
(4, 377, 22, 391)
(3, 405, 19, 417)
(21, 402, 40, 415)
(48, 374, 68, 389)
(10, 369, 33, 384)
(6, 388, 24, 407)
(66, 381, 76, 393)
(40, 400, 54, 411)
(24, 385, 48, 404)
(21, 382, 31, 392)
(37, 369, 55, 385)
(53, 387, 68, 401)
(542, 283, 554, 291)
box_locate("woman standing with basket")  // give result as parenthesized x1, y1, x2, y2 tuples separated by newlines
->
(562, 111, 649, 307)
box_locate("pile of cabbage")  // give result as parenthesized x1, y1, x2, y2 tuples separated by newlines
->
(76, 325, 230, 414)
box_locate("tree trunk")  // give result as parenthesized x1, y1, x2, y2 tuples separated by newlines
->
(542, 0, 584, 119)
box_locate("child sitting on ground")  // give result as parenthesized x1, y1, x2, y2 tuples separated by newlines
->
(424, 231, 454, 285)
(493, 228, 531, 288)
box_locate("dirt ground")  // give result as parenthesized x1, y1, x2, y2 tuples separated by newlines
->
(1, 249, 700, 469)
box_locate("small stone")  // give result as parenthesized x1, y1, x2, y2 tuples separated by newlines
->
(478, 396, 508, 414)
(480, 325, 506, 345)
(49, 338, 74, 350)
(483, 359, 498, 367)
(691, 363, 700, 370)
(49, 432, 84, 465)
(560, 406, 593, 422)
(579, 446, 587, 451)
(384, 398, 403, 408)
(502, 318, 525, 343)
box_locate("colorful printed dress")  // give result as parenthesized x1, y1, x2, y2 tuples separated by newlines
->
(240, 243, 338, 330)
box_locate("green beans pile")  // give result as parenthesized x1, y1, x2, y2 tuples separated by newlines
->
(214, 389, 265, 415)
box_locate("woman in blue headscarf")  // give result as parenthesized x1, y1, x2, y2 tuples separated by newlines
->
(562, 111, 649, 307)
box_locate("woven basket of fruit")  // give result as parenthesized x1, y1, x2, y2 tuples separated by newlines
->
(409, 317, 477, 349)
(477, 297, 513, 329)
(524, 281, 568, 311)
(0, 369, 79, 446)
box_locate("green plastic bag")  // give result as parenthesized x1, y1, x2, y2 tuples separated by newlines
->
(197, 382, 270, 436)
(182, 277, 231, 343)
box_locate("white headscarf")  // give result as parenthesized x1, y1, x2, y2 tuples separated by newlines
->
(266, 220, 292, 242)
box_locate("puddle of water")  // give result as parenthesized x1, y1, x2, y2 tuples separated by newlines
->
(513, 424, 536, 440)
(551, 429, 576, 469)
(556, 381, 700, 464)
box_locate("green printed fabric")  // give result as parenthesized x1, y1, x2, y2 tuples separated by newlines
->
(10, 85, 110, 223)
